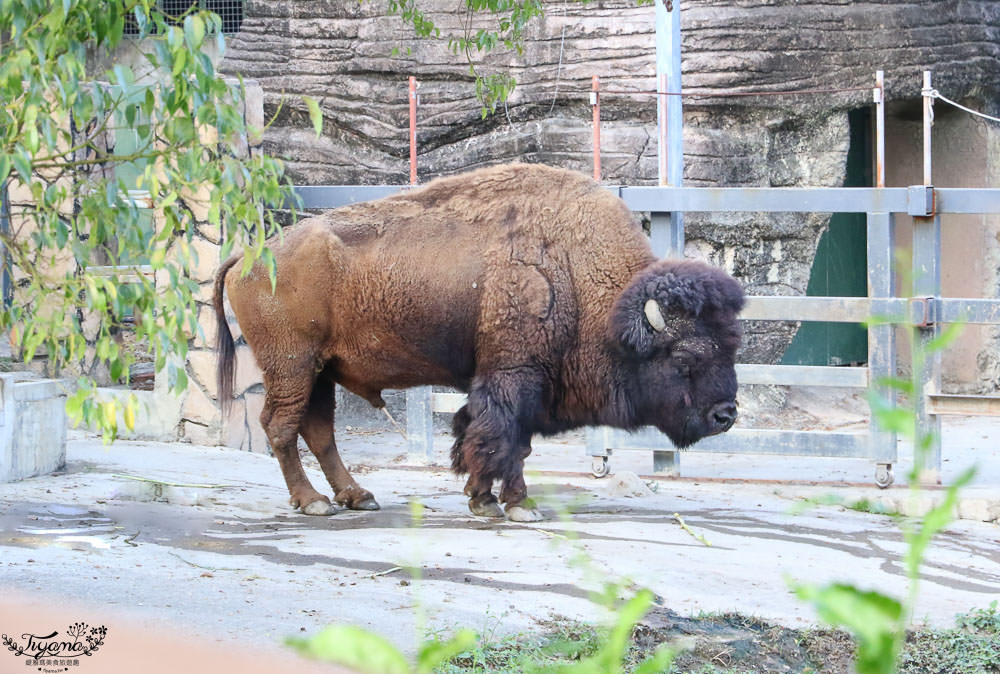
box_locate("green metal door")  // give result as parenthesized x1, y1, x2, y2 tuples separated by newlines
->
(782, 108, 871, 366)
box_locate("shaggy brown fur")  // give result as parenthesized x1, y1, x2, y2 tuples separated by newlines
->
(214, 163, 744, 520)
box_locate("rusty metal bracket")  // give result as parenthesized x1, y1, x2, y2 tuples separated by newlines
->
(907, 185, 934, 216)
(909, 296, 937, 327)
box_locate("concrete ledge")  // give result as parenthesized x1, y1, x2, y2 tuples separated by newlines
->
(0, 372, 67, 482)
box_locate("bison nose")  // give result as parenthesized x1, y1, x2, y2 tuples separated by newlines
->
(708, 401, 738, 431)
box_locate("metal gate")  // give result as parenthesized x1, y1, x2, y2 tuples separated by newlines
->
(295, 182, 1000, 487)
(294, 70, 1000, 487)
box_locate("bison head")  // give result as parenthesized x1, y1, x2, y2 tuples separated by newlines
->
(608, 259, 745, 448)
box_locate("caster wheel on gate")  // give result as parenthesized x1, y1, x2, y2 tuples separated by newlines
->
(591, 456, 610, 479)
(875, 464, 894, 489)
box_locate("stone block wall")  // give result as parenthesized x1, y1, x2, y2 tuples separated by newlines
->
(176, 80, 270, 449)
(217, 0, 1000, 369)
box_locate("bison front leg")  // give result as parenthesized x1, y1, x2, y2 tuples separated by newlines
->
(499, 443, 541, 523)
(455, 369, 544, 522)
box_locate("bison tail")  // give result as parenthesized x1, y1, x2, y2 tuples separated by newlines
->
(213, 255, 241, 417)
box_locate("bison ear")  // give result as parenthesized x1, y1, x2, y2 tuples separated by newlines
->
(611, 259, 743, 355)
(609, 292, 673, 356)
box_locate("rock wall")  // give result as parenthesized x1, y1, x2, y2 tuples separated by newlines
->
(219, 0, 1000, 367)
(198, 1, 1000, 450)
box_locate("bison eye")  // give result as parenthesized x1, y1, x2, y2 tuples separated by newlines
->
(672, 355, 693, 378)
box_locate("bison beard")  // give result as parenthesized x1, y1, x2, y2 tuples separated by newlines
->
(214, 163, 744, 522)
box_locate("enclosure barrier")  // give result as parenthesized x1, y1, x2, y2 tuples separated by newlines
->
(295, 182, 1000, 487)
(294, 70, 1000, 487)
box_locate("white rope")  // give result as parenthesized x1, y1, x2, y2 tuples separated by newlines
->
(547, 25, 567, 114)
(926, 88, 1000, 124)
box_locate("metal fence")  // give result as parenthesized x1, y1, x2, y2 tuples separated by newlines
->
(295, 182, 1000, 488)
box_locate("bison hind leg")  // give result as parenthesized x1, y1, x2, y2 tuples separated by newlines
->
(258, 373, 334, 516)
(449, 405, 472, 474)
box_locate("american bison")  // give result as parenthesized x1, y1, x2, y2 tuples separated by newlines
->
(214, 163, 744, 522)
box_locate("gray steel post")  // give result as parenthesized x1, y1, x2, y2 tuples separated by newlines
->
(652, 3, 684, 473)
(650, 211, 684, 258)
(922, 71, 933, 187)
(653, 4, 685, 257)
(912, 208, 943, 482)
(405, 386, 434, 463)
(875, 71, 885, 189)
(1, 181, 9, 310)
(866, 211, 897, 486)
(912, 70, 942, 483)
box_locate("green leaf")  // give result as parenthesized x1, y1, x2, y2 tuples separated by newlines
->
(416, 629, 477, 674)
(286, 625, 410, 674)
(172, 48, 187, 77)
(925, 321, 964, 354)
(633, 645, 676, 674)
(303, 95, 323, 138)
(184, 14, 206, 50)
(906, 467, 976, 577)
(12, 149, 32, 182)
(795, 582, 902, 674)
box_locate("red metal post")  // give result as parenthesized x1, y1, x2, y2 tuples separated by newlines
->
(874, 70, 885, 188)
(591, 76, 601, 183)
(409, 76, 417, 185)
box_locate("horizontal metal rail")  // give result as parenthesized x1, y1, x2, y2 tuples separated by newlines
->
(938, 299, 1000, 325)
(295, 185, 1000, 215)
(744, 296, 1000, 326)
(589, 426, 869, 459)
(619, 186, 912, 214)
(736, 363, 868, 388)
(743, 296, 873, 323)
(295, 185, 407, 209)
(927, 394, 1000, 417)
(430, 363, 867, 416)
(293, 183, 1000, 483)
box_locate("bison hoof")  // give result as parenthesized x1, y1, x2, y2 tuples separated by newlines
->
(335, 487, 381, 511)
(505, 505, 544, 522)
(302, 499, 336, 516)
(348, 496, 381, 511)
(468, 494, 504, 518)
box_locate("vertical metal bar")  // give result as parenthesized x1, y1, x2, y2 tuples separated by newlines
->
(868, 73, 891, 486)
(409, 76, 417, 185)
(653, 0, 683, 472)
(912, 214, 943, 483)
(406, 387, 434, 464)
(651, 5, 686, 259)
(874, 71, 885, 188)
(922, 71, 932, 187)
(404, 72, 430, 467)
(651, 75, 678, 256)
(649, 212, 683, 257)
(866, 211, 897, 481)
(0, 181, 10, 311)
(914, 70, 942, 483)
(657, 73, 668, 186)
(592, 76, 601, 183)
(657, 1, 683, 189)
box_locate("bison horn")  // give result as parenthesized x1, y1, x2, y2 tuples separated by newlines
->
(644, 299, 667, 332)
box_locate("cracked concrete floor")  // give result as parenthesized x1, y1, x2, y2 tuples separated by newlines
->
(1, 427, 998, 664)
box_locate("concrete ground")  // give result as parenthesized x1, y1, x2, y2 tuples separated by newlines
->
(1, 420, 998, 667)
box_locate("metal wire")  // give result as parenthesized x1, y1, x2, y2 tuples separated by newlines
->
(595, 85, 874, 99)
(204, 0, 244, 34)
(124, 0, 244, 36)
(927, 89, 1000, 124)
